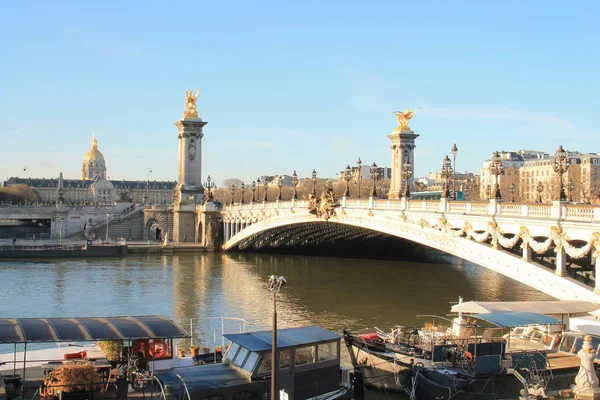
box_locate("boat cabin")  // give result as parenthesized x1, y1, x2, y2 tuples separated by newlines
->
(154, 325, 350, 400)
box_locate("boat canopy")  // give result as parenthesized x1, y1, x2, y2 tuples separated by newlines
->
(473, 312, 563, 328)
(451, 300, 600, 315)
(0, 315, 190, 343)
(223, 325, 340, 352)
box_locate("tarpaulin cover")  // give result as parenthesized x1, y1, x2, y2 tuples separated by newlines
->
(472, 312, 563, 328)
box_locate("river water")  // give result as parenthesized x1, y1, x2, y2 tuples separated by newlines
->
(0, 252, 552, 398)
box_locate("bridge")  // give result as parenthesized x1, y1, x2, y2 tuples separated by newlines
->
(221, 197, 600, 302)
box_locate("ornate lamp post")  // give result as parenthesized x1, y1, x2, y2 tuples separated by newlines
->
(311, 169, 317, 196)
(343, 165, 352, 197)
(536, 181, 544, 203)
(277, 176, 283, 201)
(267, 275, 287, 400)
(451, 143, 458, 199)
(370, 162, 379, 197)
(250, 181, 256, 203)
(569, 179, 575, 202)
(263, 179, 269, 202)
(256, 178, 261, 201)
(230, 184, 235, 205)
(203, 175, 215, 201)
(356, 157, 362, 199)
(486, 184, 491, 200)
(509, 183, 517, 202)
(440, 155, 453, 198)
(291, 171, 299, 200)
(489, 151, 505, 200)
(553, 145, 570, 201)
(402, 159, 413, 198)
(240, 182, 246, 204)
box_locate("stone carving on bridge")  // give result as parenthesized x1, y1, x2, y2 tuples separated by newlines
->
(308, 184, 340, 221)
(393, 108, 418, 132)
(183, 89, 202, 118)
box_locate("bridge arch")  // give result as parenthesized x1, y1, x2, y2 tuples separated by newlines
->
(144, 212, 165, 241)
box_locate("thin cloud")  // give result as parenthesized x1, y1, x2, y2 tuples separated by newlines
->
(227, 139, 275, 149)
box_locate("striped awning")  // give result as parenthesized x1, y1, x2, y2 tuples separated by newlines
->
(0, 316, 190, 343)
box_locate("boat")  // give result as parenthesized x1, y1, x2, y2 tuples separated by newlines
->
(154, 325, 355, 400)
(406, 311, 597, 400)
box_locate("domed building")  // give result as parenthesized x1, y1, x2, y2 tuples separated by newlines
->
(92, 179, 115, 204)
(81, 132, 107, 180)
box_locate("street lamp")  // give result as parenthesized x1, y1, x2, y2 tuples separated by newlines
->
(370, 162, 379, 197)
(277, 176, 283, 200)
(509, 183, 517, 202)
(230, 184, 235, 205)
(203, 175, 215, 201)
(553, 145, 570, 201)
(263, 179, 269, 202)
(240, 182, 246, 204)
(537, 181, 544, 203)
(343, 165, 352, 197)
(356, 157, 362, 199)
(311, 169, 318, 196)
(291, 171, 299, 200)
(451, 143, 458, 199)
(402, 160, 413, 198)
(569, 179, 575, 202)
(267, 275, 287, 400)
(440, 155, 453, 198)
(105, 211, 110, 242)
(489, 151, 505, 200)
(251, 180, 256, 203)
(256, 178, 261, 201)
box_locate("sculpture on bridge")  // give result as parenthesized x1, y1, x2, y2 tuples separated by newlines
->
(393, 108, 418, 131)
(183, 89, 202, 118)
(308, 183, 340, 221)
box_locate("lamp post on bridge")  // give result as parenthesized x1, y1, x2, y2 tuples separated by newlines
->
(263, 179, 269, 202)
(256, 178, 261, 202)
(537, 181, 544, 203)
(251, 180, 256, 203)
(203, 175, 215, 201)
(553, 145, 570, 202)
(402, 160, 412, 198)
(369, 162, 379, 197)
(240, 182, 246, 204)
(311, 170, 318, 196)
(277, 176, 283, 201)
(291, 171, 299, 200)
(267, 275, 287, 400)
(356, 158, 362, 199)
(489, 151, 505, 200)
(568, 179, 575, 203)
(230, 184, 235, 206)
(343, 165, 352, 197)
(440, 155, 453, 199)
(509, 183, 517, 203)
(451, 143, 458, 200)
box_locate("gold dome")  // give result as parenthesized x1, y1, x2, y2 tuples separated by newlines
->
(83, 132, 105, 164)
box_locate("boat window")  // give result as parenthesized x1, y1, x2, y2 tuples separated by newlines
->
(573, 337, 585, 353)
(295, 345, 315, 366)
(256, 355, 271, 374)
(317, 342, 337, 362)
(233, 346, 249, 367)
(559, 334, 578, 353)
(531, 331, 544, 343)
(280, 349, 291, 369)
(224, 342, 240, 362)
(243, 351, 260, 373)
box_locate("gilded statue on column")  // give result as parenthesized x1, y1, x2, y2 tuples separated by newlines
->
(393, 108, 418, 132)
(183, 88, 203, 118)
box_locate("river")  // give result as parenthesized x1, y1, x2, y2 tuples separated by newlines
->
(0, 252, 552, 398)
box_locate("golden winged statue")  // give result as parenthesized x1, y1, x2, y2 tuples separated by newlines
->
(393, 108, 418, 131)
(183, 88, 203, 118)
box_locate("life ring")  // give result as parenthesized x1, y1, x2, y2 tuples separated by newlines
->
(149, 339, 167, 358)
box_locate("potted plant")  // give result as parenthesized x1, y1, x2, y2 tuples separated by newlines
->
(189, 345, 200, 357)
(96, 340, 123, 367)
(177, 348, 186, 357)
(44, 362, 101, 400)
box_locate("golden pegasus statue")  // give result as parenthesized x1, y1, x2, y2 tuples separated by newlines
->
(183, 88, 203, 118)
(393, 108, 418, 131)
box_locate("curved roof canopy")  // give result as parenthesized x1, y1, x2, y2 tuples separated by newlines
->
(473, 312, 563, 328)
(0, 316, 189, 344)
(451, 301, 600, 316)
(223, 325, 340, 352)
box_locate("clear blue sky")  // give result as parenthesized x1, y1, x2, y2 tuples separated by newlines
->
(1, 0, 598, 186)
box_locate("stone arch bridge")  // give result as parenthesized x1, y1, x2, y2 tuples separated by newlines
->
(222, 198, 600, 302)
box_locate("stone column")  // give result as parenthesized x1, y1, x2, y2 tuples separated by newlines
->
(197, 209, 220, 250)
(387, 129, 419, 200)
(522, 243, 532, 262)
(556, 246, 566, 276)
